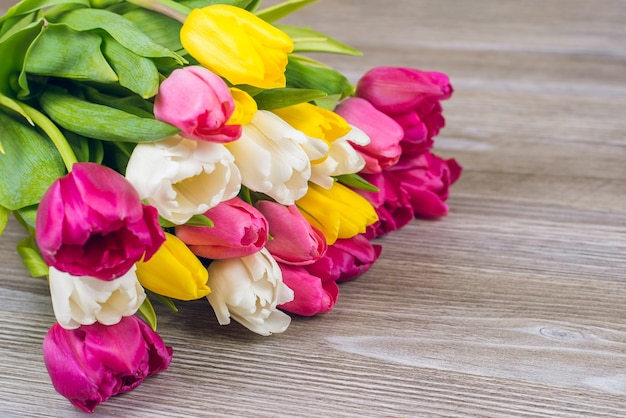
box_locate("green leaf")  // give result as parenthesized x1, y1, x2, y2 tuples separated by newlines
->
(0, 18, 44, 96)
(159, 214, 214, 228)
(39, 86, 180, 143)
(101, 34, 160, 98)
(122, 8, 184, 55)
(23, 23, 118, 85)
(278, 24, 361, 55)
(0, 110, 66, 210)
(138, 295, 158, 331)
(186, 214, 214, 227)
(182, 0, 259, 9)
(83, 86, 155, 118)
(255, 0, 318, 22)
(0, 205, 9, 236)
(253, 87, 327, 110)
(335, 174, 380, 192)
(151, 292, 178, 312)
(16, 236, 49, 278)
(14, 205, 37, 231)
(285, 56, 354, 99)
(57, 8, 185, 65)
(0, 0, 89, 24)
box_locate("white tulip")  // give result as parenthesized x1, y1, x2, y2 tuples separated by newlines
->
(310, 124, 370, 189)
(206, 248, 294, 336)
(226, 111, 326, 205)
(125, 135, 241, 225)
(49, 265, 145, 330)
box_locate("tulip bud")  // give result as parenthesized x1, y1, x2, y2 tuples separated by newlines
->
(180, 4, 293, 88)
(43, 316, 172, 413)
(277, 263, 338, 316)
(35, 162, 165, 280)
(136, 232, 210, 300)
(255, 200, 327, 265)
(154, 66, 241, 143)
(176, 197, 268, 259)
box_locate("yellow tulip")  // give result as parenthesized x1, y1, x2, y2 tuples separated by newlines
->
(228, 87, 258, 126)
(297, 182, 378, 245)
(136, 232, 210, 300)
(180, 5, 294, 89)
(272, 103, 351, 145)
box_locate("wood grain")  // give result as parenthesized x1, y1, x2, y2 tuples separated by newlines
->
(1, 0, 625, 416)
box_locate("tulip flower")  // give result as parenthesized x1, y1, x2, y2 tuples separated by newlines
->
(296, 181, 378, 245)
(135, 232, 210, 300)
(176, 197, 268, 259)
(36, 162, 165, 280)
(355, 67, 452, 115)
(228, 87, 258, 126)
(355, 67, 453, 152)
(48, 265, 145, 330)
(206, 248, 294, 336)
(305, 234, 382, 283)
(387, 150, 462, 218)
(226, 110, 326, 205)
(125, 135, 241, 225)
(335, 97, 404, 173)
(354, 170, 415, 239)
(43, 315, 172, 413)
(255, 200, 326, 265)
(154, 66, 241, 143)
(272, 102, 350, 145)
(277, 264, 338, 316)
(272, 102, 365, 188)
(180, 4, 293, 88)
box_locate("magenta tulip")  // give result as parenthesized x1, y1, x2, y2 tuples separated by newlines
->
(388, 150, 462, 218)
(356, 171, 415, 239)
(335, 97, 404, 173)
(355, 67, 453, 153)
(35, 162, 165, 280)
(305, 234, 382, 283)
(277, 263, 338, 316)
(42, 316, 173, 413)
(175, 197, 268, 259)
(154, 66, 241, 143)
(255, 200, 327, 265)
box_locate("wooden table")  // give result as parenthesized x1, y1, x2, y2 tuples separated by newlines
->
(1, 0, 625, 416)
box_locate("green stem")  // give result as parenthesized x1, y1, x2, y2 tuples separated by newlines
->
(18, 102, 78, 172)
(125, 0, 191, 23)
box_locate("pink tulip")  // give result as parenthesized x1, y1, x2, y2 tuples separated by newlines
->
(356, 171, 415, 239)
(355, 67, 453, 153)
(335, 97, 404, 173)
(154, 66, 241, 143)
(35, 162, 165, 280)
(305, 234, 382, 283)
(255, 200, 327, 265)
(388, 150, 462, 218)
(42, 316, 173, 413)
(175, 197, 268, 259)
(277, 263, 338, 316)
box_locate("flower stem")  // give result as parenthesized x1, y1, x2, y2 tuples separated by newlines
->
(125, 0, 191, 23)
(19, 102, 78, 172)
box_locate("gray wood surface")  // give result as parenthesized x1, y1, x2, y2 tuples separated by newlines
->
(1, 0, 625, 416)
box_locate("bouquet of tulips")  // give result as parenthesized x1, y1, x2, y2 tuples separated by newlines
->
(0, 0, 461, 413)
